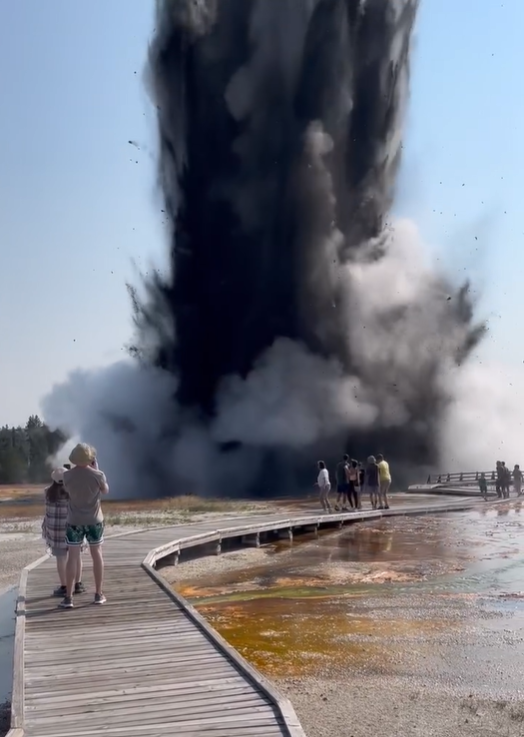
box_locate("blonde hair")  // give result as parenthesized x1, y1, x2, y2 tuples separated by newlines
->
(69, 443, 96, 466)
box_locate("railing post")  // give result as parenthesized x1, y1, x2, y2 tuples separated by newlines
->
(277, 528, 293, 542)
(241, 533, 260, 548)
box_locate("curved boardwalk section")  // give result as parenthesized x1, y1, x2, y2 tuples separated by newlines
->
(10, 498, 487, 737)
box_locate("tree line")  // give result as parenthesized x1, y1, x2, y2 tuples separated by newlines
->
(0, 415, 67, 484)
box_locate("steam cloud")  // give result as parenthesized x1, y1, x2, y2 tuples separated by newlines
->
(44, 0, 515, 498)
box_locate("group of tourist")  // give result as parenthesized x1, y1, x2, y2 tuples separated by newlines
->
(42, 442, 109, 609)
(478, 461, 524, 500)
(316, 454, 392, 513)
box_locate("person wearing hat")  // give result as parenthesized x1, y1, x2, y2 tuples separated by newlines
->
(59, 443, 109, 609)
(43, 465, 85, 597)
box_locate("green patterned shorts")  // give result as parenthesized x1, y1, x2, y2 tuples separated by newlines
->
(66, 523, 104, 546)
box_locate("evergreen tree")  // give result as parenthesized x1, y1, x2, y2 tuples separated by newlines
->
(0, 416, 68, 484)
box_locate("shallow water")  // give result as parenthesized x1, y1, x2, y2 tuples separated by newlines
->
(176, 502, 524, 680)
(0, 587, 16, 702)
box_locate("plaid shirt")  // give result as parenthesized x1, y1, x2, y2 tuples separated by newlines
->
(42, 499, 68, 552)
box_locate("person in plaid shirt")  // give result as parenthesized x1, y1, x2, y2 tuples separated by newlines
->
(42, 466, 85, 597)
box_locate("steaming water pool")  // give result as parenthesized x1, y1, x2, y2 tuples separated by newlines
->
(176, 502, 524, 687)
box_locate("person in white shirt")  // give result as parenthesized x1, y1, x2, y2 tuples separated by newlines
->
(316, 461, 333, 513)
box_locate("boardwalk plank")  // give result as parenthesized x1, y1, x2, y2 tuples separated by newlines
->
(27, 724, 279, 736)
(26, 698, 274, 725)
(25, 623, 194, 640)
(25, 678, 253, 705)
(26, 713, 285, 736)
(26, 723, 286, 737)
(25, 656, 231, 680)
(25, 665, 239, 692)
(27, 696, 264, 716)
(25, 639, 213, 662)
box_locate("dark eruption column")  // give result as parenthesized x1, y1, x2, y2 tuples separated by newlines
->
(136, 0, 484, 492)
(148, 0, 416, 403)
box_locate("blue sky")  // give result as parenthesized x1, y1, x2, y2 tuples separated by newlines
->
(0, 0, 522, 426)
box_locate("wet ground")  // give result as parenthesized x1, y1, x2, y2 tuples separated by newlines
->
(176, 501, 524, 693)
(0, 586, 16, 736)
(0, 588, 16, 704)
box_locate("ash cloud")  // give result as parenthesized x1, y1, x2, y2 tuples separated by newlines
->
(43, 0, 503, 498)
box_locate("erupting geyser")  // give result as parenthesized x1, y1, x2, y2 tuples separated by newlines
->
(44, 0, 486, 498)
(130, 0, 484, 492)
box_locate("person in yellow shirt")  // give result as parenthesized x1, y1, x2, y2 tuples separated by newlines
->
(376, 454, 391, 510)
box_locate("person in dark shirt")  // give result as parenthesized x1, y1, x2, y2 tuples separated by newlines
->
(478, 473, 488, 501)
(347, 460, 361, 510)
(495, 461, 503, 498)
(335, 454, 350, 510)
(364, 455, 380, 509)
(358, 462, 365, 486)
(512, 464, 522, 496)
(501, 462, 511, 499)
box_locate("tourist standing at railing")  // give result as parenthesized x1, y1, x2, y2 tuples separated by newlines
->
(501, 462, 511, 499)
(358, 461, 365, 491)
(376, 454, 391, 510)
(316, 460, 333, 513)
(335, 454, 351, 511)
(513, 465, 522, 496)
(364, 456, 380, 510)
(495, 461, 503, 499)
(348, 460, 361, 510)
(478, 473, 488, 500)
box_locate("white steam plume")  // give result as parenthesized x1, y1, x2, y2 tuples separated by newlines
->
(41, 218, 524, 496)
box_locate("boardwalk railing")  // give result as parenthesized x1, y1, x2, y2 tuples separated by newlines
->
(425, 470, 496, 486)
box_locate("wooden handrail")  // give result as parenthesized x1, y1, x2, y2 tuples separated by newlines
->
(426, 470, 497, 484)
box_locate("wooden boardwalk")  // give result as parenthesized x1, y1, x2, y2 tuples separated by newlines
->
(10, 497, 491, 737)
